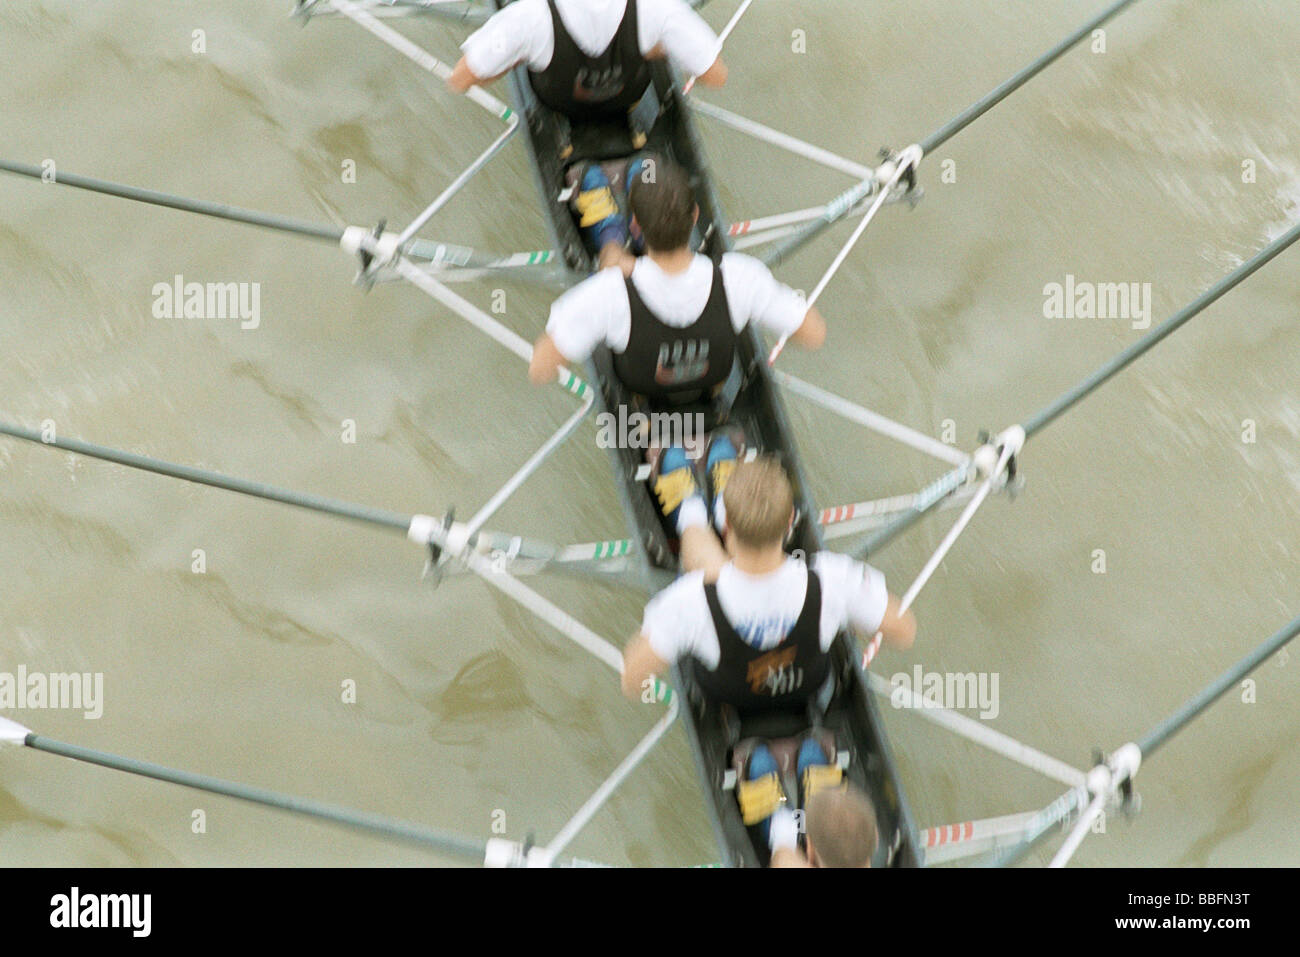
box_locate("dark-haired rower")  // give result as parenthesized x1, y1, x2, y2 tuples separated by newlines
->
(529, 158, 826, 394)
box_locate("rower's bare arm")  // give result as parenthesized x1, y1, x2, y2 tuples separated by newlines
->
(791, 306, 827, 349)
(448, 57, 513, 93)
(696, 56, 729, 88)
(679, 525, 728, 582)
(621, 632, 671, 700)
(447, 56, 482, 93)
(598, 242, 637, 277)
(770, 847, 812, 868)
(877, 594, 917, 651)
(529, 333, 569, 385)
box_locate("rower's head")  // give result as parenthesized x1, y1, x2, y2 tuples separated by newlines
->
(721, 455, 794, 553)
(629, 156, 699, 254)
(804, 785, 878, 868)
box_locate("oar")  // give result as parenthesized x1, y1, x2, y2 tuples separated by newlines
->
(0, 716, 488, 861)
(0, 159, 343, 244)
(990, 608, 1300, 867)
(758, 0, 1148, 269)
(766, 145, 922, 364)
(0, 715, 607, 866)
(683, 0, 754, 94)
(854, 216, 1300, 565)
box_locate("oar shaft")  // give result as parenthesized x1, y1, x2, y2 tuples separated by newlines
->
(919, 0, 1144, 154)
(767, 146, 922, 362)
(0, 159, 344, 243)
(1023, 219, 1300, 439)
(854, 463, 971, 560)
(23, 732, 487, 861)
(763, 0, 1147, 268)
(896, 444, 1011, 614)
(860, 222, 1300, 556)
(1137, 611, 1300, 757)
(804, 148, 920, 309)
(986, 785, 1088, 867)
(994, 609, 1300, 867)
(684, 0, 755, 94)
(0, 421, 412, 534)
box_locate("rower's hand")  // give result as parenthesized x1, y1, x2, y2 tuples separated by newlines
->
(447, 57, 478, 94)
(529, 333, 569, 385)
(877, 595, 917, 651)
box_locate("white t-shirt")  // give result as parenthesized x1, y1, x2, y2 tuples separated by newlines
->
(461, 0, 721, 80)
(640, 552, 889, 671)
(546, 252, 808, 363)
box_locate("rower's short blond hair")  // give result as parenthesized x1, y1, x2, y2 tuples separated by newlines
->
(806, 786, 878, 868)
(722, 455, 794, 549)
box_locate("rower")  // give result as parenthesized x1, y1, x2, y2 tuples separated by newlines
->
(453, 3, 725, 273)
(448, 0, 728, 116)
(529, 158, 826, 388)
(619, 454, 916, 712)
(621, 455, 912, 866)
(769, 783, 879, 868)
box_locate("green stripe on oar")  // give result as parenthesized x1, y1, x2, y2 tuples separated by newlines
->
(561, 370, 590, 397)
(592, 540, 625, 558)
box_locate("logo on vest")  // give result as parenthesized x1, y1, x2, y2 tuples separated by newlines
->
(747, 646, 803, 696)
(574, 66, 625, 101)
(655, 339, 710, 386)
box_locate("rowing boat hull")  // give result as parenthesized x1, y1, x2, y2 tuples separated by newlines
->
(498, 11, 921, 867)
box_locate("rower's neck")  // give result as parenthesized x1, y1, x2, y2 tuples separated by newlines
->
(647, 246, 695, 275)
(730, 544, 788, 576)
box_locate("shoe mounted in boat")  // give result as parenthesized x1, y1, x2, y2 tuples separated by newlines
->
(737, 743, 788, 827)
(649, 445, 702, 530)
(796, 736, 844, 808)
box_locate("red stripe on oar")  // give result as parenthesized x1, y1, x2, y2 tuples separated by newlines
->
(728, 221, 751, 235)
(861, 631, 883, 669)
(820, 505, 857, 524)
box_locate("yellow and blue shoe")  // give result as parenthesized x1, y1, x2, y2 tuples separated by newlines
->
(705, 430, 741, 532)
(796, 736, 843, 808)
(650, 445, 704, 535)
(737, 743, 788, 845)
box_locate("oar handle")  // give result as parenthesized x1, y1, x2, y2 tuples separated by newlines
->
(683, 0, 754, 94)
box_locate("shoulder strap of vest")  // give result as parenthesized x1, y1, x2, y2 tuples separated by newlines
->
(705, 256, 724, 301)
(622, 271, 646, 311)
(702, 580, 738, 642)
(620, 0, 639, 41)
(796, 569, 822, 631)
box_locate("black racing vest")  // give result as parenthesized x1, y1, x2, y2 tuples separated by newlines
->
(692, 570, 829, 717)
(529, 0, 653, 119)
(612, 260, 737, 401)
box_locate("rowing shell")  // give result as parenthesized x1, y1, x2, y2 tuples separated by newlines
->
(497, 1, 922, 867)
